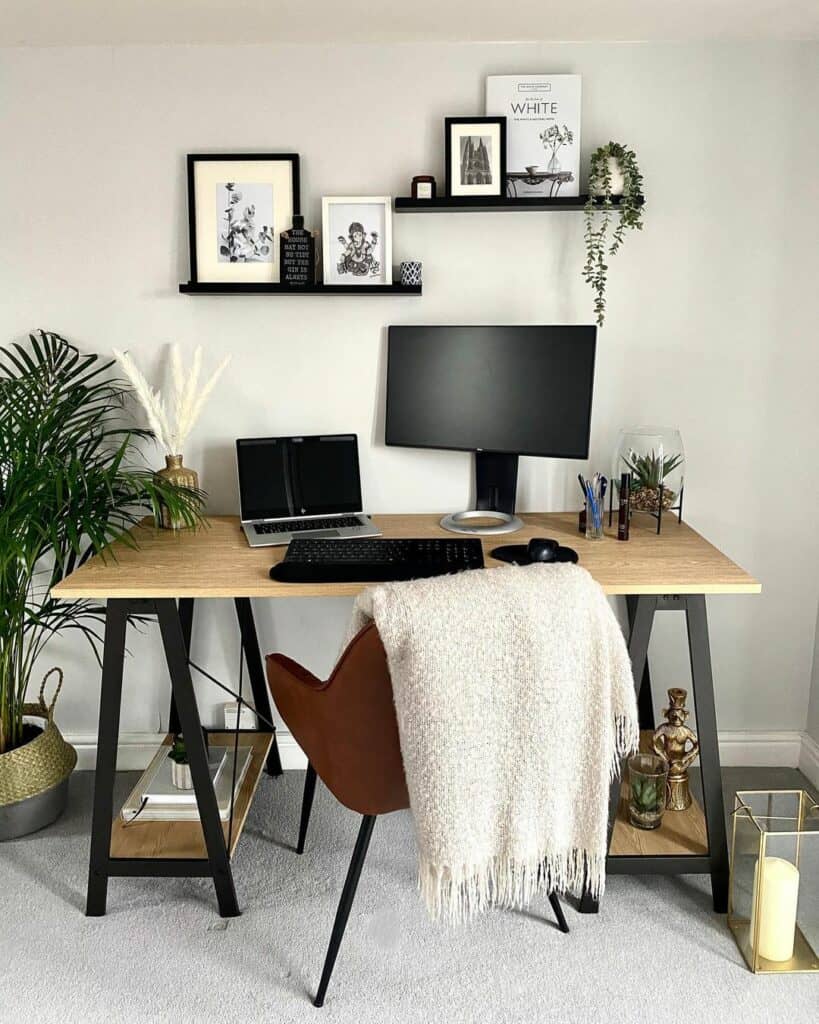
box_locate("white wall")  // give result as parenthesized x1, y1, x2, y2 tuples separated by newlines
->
(2, 41, 818, 763)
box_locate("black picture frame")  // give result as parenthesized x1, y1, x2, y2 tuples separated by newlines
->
(186, 153, 300, 284)
(444, 117, 506, 198)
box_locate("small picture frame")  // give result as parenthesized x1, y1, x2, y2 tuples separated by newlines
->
(186, 153, 300, 284)
(321, 197, 392, 286)
(444, 117, 506, 198)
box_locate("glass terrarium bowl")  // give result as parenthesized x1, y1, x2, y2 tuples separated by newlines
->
(613, 426, 685, 527)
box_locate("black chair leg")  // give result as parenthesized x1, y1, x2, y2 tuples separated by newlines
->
(549, 892, 569, 934)
(297, 763, 317, 855)
(314, 814, 377, 1008)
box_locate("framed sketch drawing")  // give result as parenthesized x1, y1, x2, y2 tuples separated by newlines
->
(444, 117, 506, 198)
(321, 197, 392, 286)
(186, 153, 300, 284)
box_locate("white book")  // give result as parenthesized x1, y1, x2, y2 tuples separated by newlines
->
(486, 74, 582, 197)
(120, 743, 253, 822)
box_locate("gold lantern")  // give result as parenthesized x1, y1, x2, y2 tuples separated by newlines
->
(728, 790, 819, 974)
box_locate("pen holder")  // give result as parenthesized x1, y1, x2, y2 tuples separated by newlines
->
(584, 500, 604, 541)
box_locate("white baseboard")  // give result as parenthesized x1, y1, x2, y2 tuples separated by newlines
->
(69, 730, 307, 771)
(798, 732, 819, 789)
(70, 729, 808, 775)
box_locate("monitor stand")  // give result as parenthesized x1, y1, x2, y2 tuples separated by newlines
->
(440, 452, 524, 536)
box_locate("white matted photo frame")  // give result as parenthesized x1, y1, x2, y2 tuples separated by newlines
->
(186, 153, 300, 284)
(321, 197, 392, 286)
(444, 117, 506, 198)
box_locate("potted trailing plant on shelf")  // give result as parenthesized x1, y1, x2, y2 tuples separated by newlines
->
(583, 142, 644, 327)
(0, 330, 203, 839)
(169, 734, 193, 790)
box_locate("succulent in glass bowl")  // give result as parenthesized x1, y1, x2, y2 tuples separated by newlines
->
(613, 426, 685, 520)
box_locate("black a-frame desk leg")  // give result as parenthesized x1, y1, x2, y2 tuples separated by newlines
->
(580, 594, 728, 915)
(234, 597, 282, 776)
(86, 598, 240, 919)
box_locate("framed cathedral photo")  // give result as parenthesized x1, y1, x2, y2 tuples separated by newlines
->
(444, 117, 506, 198)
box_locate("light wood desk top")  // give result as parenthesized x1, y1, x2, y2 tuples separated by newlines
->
(52, 513, 760, 600)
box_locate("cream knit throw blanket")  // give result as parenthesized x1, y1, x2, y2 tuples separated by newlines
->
(345, 563, 639, 922)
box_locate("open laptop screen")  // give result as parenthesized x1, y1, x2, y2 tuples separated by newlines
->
(236, 435, 363, 521)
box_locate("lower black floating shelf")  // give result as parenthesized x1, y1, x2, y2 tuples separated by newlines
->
(394, 194, 644, 213)
(179, 282, 421, 295)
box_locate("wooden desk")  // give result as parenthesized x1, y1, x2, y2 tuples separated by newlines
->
(52, 513, 759, 919)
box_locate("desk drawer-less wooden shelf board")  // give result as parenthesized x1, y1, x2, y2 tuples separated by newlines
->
(609, 732, 708, 858)
(109, 732, 273, 860)
(51, 513, 761, 600)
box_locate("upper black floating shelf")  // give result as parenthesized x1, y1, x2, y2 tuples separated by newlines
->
(179, 282, 421, 295)
(394, 195, 644, 213)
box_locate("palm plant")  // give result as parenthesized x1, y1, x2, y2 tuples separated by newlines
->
(0, 331, 203, 755)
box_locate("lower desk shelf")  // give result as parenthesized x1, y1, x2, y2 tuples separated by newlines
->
(609, 732, 708, 858)
(109, 731, 273, 860)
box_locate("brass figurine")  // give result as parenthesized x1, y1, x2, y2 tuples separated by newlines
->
(652, 688, 699, 811)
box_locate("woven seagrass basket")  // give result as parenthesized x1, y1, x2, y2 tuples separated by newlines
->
(0, 668, 77, 808)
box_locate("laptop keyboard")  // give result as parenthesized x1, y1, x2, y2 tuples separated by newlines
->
(254, 515, 363, 535)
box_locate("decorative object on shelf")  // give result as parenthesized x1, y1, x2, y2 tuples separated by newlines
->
(617, 471, 631, 541)
(583, 141, 644, 326)
(486, 74, 581, 197)
(652, 688, 699, 811)
(114, 345, 228, 529)
(627, 753, 668, 830)
(280, 213, 317, 287)
(444, 117, 506, 198)
(168, 734, 193, 790)
(400, 261, 423, 287)
(612, 426, 684, 534)
(729, 790, 819, 974)
(185, 152, 299, 285)
(0, 331, 202, 839)
(411, 175, 436, 199)
(321, 196, 393, 286)
(579, 472, 606, 540)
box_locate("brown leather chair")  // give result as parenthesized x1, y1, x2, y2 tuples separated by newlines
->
(266, 622, 568, 1008)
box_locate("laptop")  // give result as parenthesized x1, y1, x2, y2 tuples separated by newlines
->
(236, 434, 381, 547)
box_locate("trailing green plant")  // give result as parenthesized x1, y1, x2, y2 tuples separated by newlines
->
(169, 734, 189, 765)
(583, 142, 644, 328)
(621, 448, 683, 490)
(0, 331, 205, 755)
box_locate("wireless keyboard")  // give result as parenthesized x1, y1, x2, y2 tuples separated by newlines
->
(269, 537, 485, 583)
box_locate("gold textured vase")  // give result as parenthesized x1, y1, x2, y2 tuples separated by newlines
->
(155, 454, 198, 530)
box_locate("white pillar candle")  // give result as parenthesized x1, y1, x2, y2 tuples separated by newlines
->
(750, 856, 800, 962)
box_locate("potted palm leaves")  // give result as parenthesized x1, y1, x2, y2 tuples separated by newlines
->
(0, 331, 203, 839)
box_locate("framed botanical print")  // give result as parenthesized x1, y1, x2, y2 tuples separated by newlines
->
(444, 117, 506, 198)
(186, 153, 300, 284)
(321, 197, 392, 286)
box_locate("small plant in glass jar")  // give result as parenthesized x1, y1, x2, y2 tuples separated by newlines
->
(613, 426, 685, 530)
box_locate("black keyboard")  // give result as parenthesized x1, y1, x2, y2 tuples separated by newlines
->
(254, 515, 363, 535)
(269, 537, 485, 583)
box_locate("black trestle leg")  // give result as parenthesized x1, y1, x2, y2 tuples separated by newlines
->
(549, 892, 570, 933)
(314, 815, 377, 1008)
(297, 763, 317, 855)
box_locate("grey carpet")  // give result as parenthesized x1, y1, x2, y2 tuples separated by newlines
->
(1, 767, 816, 1024)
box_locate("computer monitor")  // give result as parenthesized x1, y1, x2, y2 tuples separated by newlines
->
(385, 325, 596, 534)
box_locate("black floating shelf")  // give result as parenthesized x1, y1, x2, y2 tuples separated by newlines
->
(179, 282, 422, 295)
(394, 194, 644, 213)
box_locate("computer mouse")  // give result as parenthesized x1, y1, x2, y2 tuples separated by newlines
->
(527, 538, 559, 563)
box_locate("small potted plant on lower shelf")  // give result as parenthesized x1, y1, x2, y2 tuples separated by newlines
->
(169, 734, 193, 790)
(628, 754, 668, 830)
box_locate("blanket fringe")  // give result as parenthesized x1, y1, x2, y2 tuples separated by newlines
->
(419, 847, 607, 925)
(611, 712, 641, 783)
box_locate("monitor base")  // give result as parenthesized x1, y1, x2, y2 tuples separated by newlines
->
(440, 510, 524, 536)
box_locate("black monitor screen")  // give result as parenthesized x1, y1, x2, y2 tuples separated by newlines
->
(236, 435, 362, 520)
(385, 326, 596, 458)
